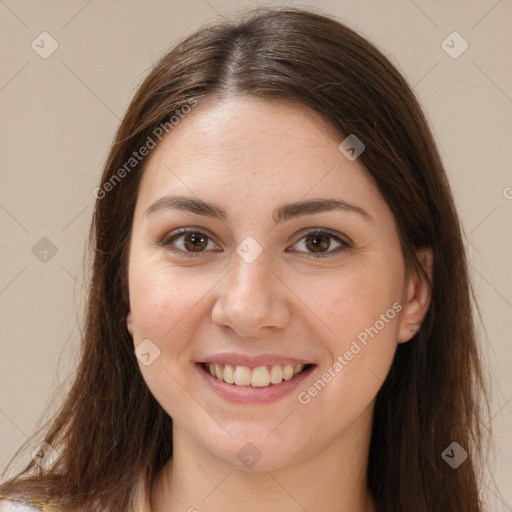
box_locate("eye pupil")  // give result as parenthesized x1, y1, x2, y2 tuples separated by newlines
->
(306, 234, 330, 253)
(184, 232, 208, 251)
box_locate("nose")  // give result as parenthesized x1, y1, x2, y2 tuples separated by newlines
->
(211, 254, 290, 338)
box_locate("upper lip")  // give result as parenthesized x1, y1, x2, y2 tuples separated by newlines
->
(198, 352, 314, 368)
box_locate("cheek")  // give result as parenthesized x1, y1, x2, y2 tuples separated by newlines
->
(296, 257, 403, 410)
(292, 259, 403, 345)
(129, 258, 211, 341)
(128, 263, 209, 418)
(293, 271, 400, 424)
(291, 256, 403, 406)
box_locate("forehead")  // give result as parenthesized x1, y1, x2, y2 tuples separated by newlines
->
(135, 96, 387, 221)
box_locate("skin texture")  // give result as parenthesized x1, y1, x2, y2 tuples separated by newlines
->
(126, 96, 432, 512)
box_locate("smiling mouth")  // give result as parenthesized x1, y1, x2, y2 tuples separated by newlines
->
(199, 362, 314, 388)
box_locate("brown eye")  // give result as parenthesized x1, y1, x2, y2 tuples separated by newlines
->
(290, 230, 349, 257)
(183, 232, 208, 252)
(304, 233, 331, 253)
(163, 229, 220, 257)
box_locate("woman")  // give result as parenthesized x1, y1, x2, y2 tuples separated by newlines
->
(0, 7, 490, 512)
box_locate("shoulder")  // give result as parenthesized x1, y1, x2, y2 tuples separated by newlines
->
(0, 498, 51, 511)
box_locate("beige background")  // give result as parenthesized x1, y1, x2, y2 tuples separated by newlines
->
(0, 0, 511, 508)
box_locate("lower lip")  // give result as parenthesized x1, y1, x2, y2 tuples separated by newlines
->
(196, 363, 316, 404)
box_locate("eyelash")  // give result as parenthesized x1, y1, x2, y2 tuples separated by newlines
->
(160, 228, 351, 259)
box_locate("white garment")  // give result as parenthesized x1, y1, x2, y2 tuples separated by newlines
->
(0, 500, 43, 512)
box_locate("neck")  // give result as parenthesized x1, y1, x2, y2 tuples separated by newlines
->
(151, 406, 377, 512)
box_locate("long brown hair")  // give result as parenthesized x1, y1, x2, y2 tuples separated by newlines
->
(1, 7, 491, 511)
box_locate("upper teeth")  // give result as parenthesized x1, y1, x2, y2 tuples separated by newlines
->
(206, 363, 305, 387)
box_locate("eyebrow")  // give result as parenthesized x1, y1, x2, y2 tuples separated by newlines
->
(144, 195, 372, 224)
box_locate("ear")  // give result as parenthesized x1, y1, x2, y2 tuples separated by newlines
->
(127, 311, 135, 336)
(397, 247, 433, 344)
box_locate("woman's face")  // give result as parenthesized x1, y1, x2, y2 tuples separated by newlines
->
(127, 96, 427, 470)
